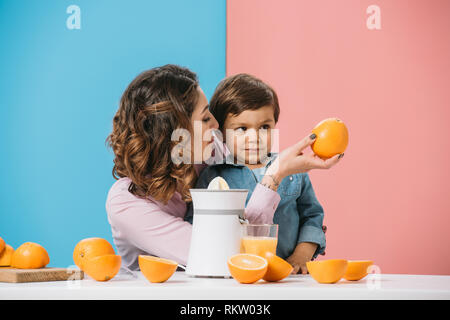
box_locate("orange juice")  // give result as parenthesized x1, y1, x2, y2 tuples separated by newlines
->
(240, 236, 277, 257)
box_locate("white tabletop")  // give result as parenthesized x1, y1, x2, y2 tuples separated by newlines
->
(1, 271, 449, 300)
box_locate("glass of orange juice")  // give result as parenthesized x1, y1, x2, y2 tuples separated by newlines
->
(240, 224, 278, 257)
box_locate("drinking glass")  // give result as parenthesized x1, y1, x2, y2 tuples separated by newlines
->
(240, 224, 278, 257)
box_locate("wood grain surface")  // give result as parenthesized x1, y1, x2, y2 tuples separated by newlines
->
(0, 267, 84, 283)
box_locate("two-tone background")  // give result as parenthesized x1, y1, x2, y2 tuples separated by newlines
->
(1, 0, 449, 275)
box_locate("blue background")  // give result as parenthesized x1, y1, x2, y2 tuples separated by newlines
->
(0, 0, 226, 267)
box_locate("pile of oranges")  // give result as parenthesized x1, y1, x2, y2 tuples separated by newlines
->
(1, 235, 179, 283)
(73, 238, 180, 283)
(0, 236, 50, 269)
(0, 235, 122, 283)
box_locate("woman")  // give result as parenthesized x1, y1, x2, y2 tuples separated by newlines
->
(105, 64, 341, 271)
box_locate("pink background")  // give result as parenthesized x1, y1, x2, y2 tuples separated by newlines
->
(227, 0, 450, 275)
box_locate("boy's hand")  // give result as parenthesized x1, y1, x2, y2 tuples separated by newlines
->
(286, 242, 318, 274)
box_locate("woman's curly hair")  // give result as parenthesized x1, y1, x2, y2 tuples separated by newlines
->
(106, 64, 199, 204)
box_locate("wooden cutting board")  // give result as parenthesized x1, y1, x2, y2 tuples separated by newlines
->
(0, 267, 84, 283)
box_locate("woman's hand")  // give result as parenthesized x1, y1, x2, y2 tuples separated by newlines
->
(266, 133, 344, 182)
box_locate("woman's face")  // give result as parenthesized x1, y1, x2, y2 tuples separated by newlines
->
(190, 87, 219, 163)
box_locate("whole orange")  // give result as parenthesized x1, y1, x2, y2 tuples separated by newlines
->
(73, 237, 115, 271)
(11, 242, 50, 269)
(0, 244, 14, 266)
(311, 118, 348, 159)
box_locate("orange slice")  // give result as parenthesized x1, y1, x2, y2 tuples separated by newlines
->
(227, 253, 268, 284)
(306, 259, 348, 284)
(262, 252, 293, 282)
(138, 255, 178, 283)
(343, 260, 373, 281)
(83, 254, 121, 282)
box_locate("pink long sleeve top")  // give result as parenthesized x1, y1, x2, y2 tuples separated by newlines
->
(105, 166, 281, 270)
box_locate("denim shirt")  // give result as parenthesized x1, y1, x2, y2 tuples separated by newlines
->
(186, 153, 326, 260)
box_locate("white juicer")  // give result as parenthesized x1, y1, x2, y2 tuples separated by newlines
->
(186, 189, 248, 277)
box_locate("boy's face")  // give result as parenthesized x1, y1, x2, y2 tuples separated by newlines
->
(222, 105, 276, 166)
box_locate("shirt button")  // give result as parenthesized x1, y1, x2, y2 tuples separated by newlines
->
(289, 176, 293, 181)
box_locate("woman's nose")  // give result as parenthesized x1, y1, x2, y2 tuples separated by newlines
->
(210, 116, 219, 130)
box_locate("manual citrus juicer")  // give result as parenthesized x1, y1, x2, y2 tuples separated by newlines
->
(186, 177, 248, 278)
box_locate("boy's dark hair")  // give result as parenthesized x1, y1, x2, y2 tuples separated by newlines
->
(209, 73, 280, 128)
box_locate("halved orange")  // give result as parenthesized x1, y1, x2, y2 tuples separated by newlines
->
(306, 259, 348, 284)
(343, 260, 373, 281)
(83, 254, 121, 282)
(262, 252, 293, 282)
(227, 253, 268, 284)
(138, 255, 178, 283)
